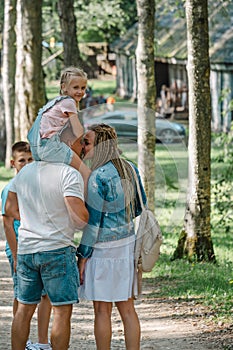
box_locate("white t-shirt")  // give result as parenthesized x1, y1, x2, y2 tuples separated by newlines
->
(10, 161, 84, 254)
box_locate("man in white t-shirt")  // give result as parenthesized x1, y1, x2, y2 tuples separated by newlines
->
(5, 138, 89, 350)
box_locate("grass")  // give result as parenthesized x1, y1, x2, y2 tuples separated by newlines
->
(88, 78, 117, 98)
(143, 224, 233, 322)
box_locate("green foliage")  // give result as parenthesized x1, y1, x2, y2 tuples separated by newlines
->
(75, 0, 137, 43)
(41, 0, 137, 44)
(211, 128, 233, 232)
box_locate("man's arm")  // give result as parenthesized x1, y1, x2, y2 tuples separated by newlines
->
(5, 191, 20, 220)
(64, 196, 89, 229)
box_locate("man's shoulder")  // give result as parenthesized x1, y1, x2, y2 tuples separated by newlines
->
(52, 163, 84, 184)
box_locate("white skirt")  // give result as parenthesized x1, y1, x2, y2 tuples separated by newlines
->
(79, 236, 136, 302)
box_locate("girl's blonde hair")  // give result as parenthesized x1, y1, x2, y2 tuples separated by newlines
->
(60, 66, 88, 95)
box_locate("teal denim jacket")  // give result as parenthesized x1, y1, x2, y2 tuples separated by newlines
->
(77, 161, 147, 258)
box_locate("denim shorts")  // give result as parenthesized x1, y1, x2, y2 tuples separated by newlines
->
(17, 246, 80, 306)
(7, 254, 48, 299)
(7, 254, 18, 299)
(31, 133, 73, 165)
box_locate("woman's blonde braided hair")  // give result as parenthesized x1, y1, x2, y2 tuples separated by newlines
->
(87, 123, 136, 221)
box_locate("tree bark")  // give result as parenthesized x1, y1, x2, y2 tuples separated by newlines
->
(136, 0, 156, 210)
(14, 0, 46, 141)
(2, 0, 16, 168)
(173, 0, 215, 262)
(57, 0, 82, 67)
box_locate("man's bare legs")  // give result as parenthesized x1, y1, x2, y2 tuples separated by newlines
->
(93, 301, 113, 350)
(115, 298, 140, 350)
(37, 294, 52, 344)
(50, 304, 73, 350)
(11, 302, 37, 350)
(12, 302, 72, 350)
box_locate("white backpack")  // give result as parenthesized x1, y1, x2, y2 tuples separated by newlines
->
(130, 165, 163, 273)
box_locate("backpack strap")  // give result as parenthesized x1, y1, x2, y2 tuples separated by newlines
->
(40, 95, 73, 115)
(128, 162, 145, 211)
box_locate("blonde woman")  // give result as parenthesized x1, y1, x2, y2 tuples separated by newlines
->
(77, 124, 147, 350)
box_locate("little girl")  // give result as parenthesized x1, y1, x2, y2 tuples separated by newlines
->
(28, 66, 88, 172)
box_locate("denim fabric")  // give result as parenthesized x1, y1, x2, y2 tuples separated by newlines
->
(77, 161, 147, 258)
(27, 96, 73, 165)
(17, 246, 80, 306)
(7, 254, 18, 299)
(7, 254, 47, 299)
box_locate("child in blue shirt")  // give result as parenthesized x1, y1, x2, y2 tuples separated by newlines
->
(1, 141, 52, 350)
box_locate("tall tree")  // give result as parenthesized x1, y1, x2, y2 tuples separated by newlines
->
(136, 0, 156, 210)
(57, 0, 82, 67)
(14, 0, 46, 141)
(2, 0, 16, 168)
(172, 0, 215, 262)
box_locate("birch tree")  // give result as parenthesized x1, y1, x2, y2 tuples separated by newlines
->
(172, 0, 215, 262)
(136, 0, 156, 210)
(14, 0, 45, 141)
(2, 0, 16, 168)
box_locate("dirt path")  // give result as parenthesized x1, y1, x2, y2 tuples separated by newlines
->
(0, 219, 232, 350)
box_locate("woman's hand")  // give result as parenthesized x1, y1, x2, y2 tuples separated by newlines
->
(78, 257, 88, 285)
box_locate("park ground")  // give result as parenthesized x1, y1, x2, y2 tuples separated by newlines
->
(0, 217, 232, 350)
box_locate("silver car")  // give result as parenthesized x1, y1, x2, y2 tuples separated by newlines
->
(83, 110, 186, 144)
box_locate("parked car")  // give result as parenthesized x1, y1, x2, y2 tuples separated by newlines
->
(83, 110, 186, 144)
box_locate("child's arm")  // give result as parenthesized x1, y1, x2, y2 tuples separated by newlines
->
(69, 113, 84, 140)
(2, 216, 18, 271)
(71, 137, 91, 196)
(5, 191, 20, 220)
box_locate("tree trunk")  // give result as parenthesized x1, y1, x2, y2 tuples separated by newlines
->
(14, 0, 46, 141)
(172, 0, 215, 262)
(2, 0, 16, 168)
(57, 0, 82, 67)
(136, 0, 156, 210)
(0, 79, 6, 162)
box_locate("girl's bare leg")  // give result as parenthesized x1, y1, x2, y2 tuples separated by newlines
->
(115, 298, 140, 350)
(93, 301, 113, 350)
